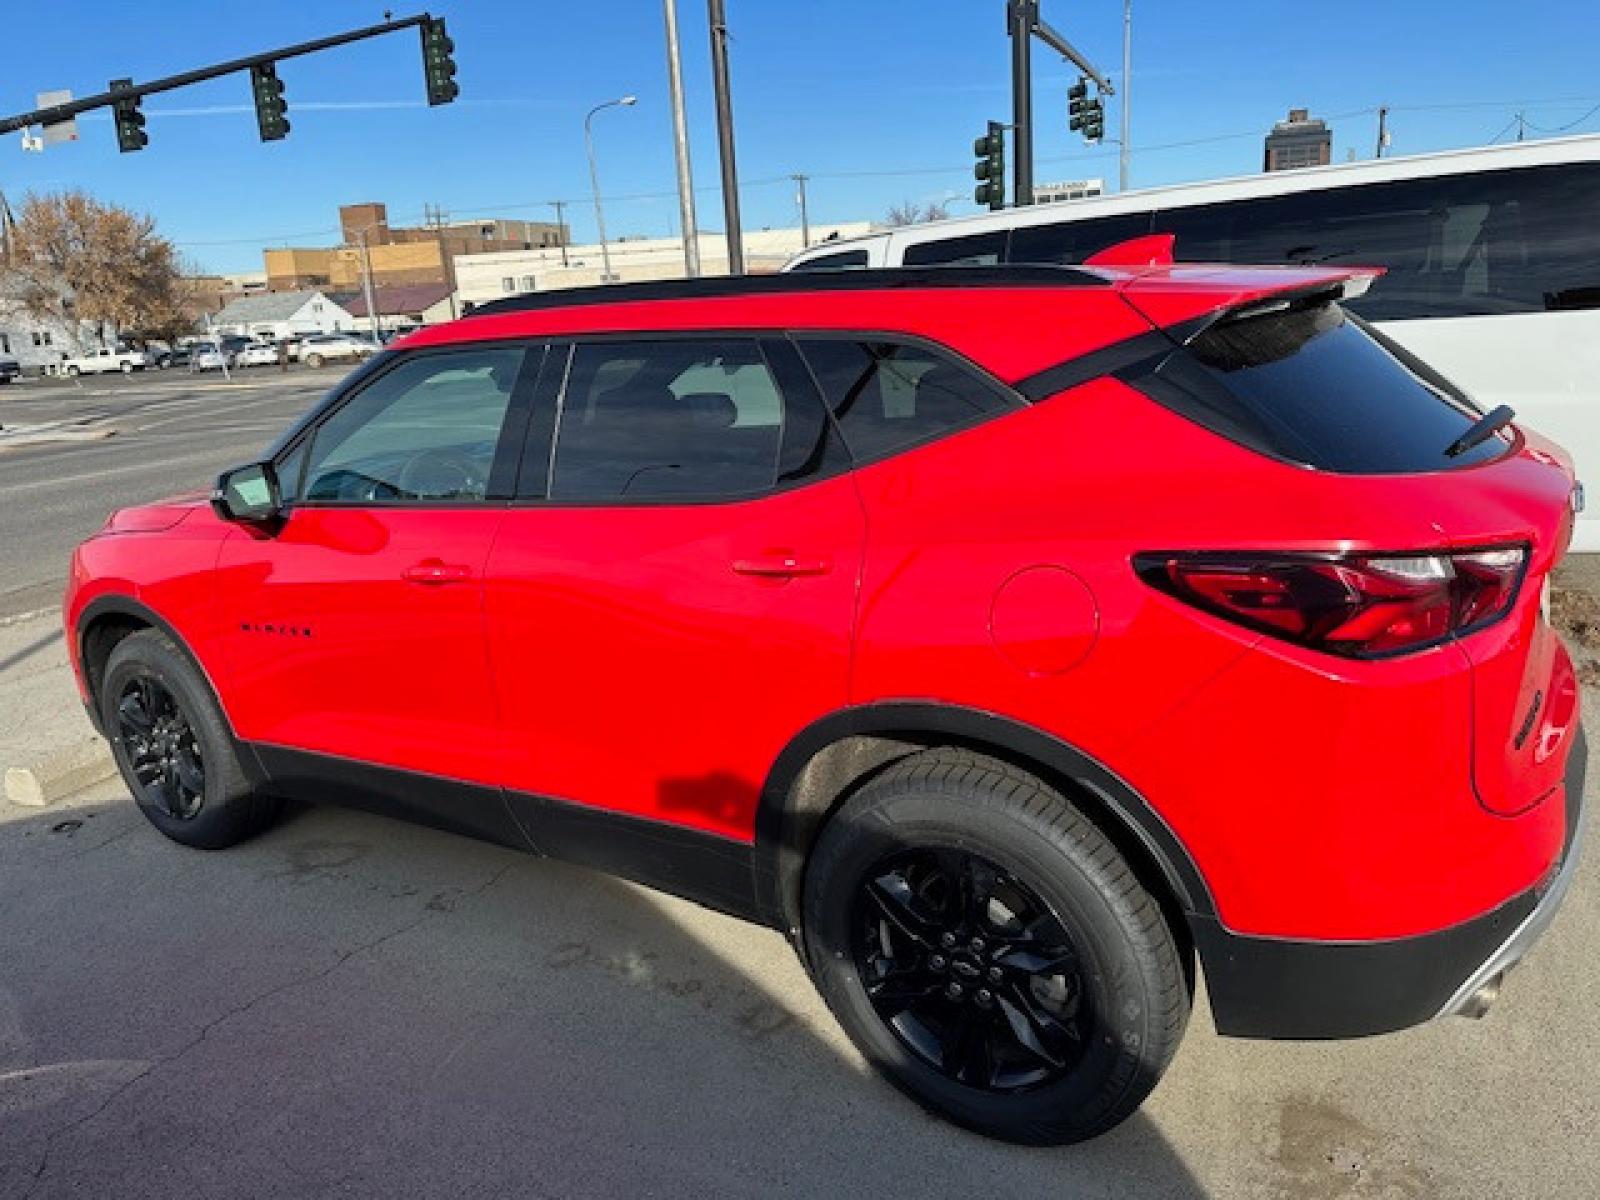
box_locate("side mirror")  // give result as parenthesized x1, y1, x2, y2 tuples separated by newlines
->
(212, 462, 283, 528)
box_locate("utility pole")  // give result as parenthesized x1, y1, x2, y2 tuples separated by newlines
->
(792, 174, 810, 247)
(424, 203, 459, 319)
(707, 0, 745, 274)
(1376, 106, 1390, 158)
(1516, 111, 1527, 142)
(550, 200, 569, 266)
(353, 226, 381, 343)
(663, 0, 701, 277)
(1006, 0, 1114, 207)
(1119, 0, 1131, 190)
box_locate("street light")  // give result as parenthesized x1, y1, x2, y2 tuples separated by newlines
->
(584, 95, 637, 283)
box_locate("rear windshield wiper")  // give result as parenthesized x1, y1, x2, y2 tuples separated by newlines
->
(1445, 403, 1515, 458)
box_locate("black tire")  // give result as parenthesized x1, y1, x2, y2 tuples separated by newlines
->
(801, 748, 1189, 1145)
(100, 629, 281, 849)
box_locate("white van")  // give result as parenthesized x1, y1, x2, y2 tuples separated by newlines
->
(785, 136, 1600, 549)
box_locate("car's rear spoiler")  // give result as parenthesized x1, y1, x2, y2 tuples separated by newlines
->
(1078, 235, 1386, 337)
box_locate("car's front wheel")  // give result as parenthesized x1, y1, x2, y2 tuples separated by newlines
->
(801, 748, 1189, 1145)
(100, 629, 282, 849)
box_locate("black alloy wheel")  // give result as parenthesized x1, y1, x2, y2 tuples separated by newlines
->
(116, 675, 205, 820)
(855, 847, 1089, 1092)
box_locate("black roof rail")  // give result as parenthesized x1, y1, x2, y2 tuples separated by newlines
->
(464, 264, 1109, 317)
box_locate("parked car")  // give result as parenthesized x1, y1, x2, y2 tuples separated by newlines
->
(233, 343, 282, 368)
(295, 332, 378, 367)
(0, 354, 20, 384)
(153, 346, 191, 369)
(65, 257, 1586, 1145)
(188, 346, 229, 372)
(61, 347, 152, 376)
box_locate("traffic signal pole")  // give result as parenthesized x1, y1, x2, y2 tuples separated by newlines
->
(1006, 0, 1115, 206)
(1007, 1, 1034, 206)
(0, 14, 441, 139)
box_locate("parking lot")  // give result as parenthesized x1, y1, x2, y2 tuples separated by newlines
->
(2, 364, 1598, 1198)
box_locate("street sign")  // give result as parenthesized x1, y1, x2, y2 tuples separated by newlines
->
(37, 90, 77, 144)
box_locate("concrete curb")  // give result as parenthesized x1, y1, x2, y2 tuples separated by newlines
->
(4, 737, 117, 808)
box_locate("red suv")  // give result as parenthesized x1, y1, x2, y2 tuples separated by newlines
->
(66, 254, 1586, 1144)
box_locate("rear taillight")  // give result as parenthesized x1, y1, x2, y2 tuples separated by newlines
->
(1134, 546, 1528, 659)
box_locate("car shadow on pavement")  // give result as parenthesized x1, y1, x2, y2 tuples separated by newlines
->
(0, 794, 1209, 1199)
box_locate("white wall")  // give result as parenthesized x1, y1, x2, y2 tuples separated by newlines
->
(453, 223, 874, 308)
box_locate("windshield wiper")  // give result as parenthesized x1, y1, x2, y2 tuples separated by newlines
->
(1445, 403, 1515, 458)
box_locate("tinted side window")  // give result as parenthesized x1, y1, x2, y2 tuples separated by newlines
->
(797, 339, 1016, 462)
(902, 231, 1006, 266)
(1153, 163, 1600, 320)
(302, 348, 524, 503)
(789, 248, 869, 272)
(1007, 213, 1151, 265)
(1128, 301, 1506, 472)
(551, 340, 785, 501)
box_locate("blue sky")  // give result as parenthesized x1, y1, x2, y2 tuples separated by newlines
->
(4, 0, 1599, 274)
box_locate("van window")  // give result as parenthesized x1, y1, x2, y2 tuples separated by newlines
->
(796, 339, 1017, 462)
(789, 248, 869, 272)
(1007, 213, 1151, 265)
(1153, 163, 1600, 320)
(902, 231, 1006, 266)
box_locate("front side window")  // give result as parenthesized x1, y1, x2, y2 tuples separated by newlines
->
(550, 340, 785, 501)
(796, 339, 1017, 462)
(902, 231, 1006, 266)
(298, 348, 525, 503)
(789, 248, 868, 272)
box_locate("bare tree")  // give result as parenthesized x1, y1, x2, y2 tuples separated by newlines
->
(884, 200, 924, 227)
(2, 191, 188, 350)
(884, 199, 952, 227)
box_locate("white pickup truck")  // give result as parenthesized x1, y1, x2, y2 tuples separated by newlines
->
(60, 347, 153, 376)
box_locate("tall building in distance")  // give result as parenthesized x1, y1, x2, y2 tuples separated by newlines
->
(264, 202, 568, 292)
(1264, 108, 1333, 172)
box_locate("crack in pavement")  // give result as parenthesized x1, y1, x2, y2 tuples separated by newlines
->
(20, 858, 517, 1195)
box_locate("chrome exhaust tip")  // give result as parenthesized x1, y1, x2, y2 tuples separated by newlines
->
(1458, 972, 1504, 1019)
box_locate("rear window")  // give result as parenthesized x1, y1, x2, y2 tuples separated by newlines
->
(1126, 299, 1509, 473)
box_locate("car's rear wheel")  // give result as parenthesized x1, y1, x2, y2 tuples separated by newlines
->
(66, 365, 80, 377)
(100, 629, 281, 849)
(801, 748, 1189, 1145)
(305, 352, 324, 368)
(120, 361, 134, 373)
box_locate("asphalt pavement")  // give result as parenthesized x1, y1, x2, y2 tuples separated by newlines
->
(0, 727, 1595, 1199)
(0, 371, 334, 620)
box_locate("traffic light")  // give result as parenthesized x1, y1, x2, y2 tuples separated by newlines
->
(1069, 77, 1105, 144)
(250, 63, 290, 141)
(1067, 78, 1090, 133)
(973, 120, 1006, 211)
(421, 17, 459, 106)
(110, 79, 147, 153)
(1083, 96, 1105, 143)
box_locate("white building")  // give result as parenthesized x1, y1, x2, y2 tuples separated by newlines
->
(210, 290, 356, 340)
(453, 222, 874, 309)
(0, 276, 104, 374)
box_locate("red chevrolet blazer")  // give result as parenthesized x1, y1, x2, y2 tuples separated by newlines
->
(65, 254, 1586, 1143)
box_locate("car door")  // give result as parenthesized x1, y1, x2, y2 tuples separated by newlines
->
(214, 342, 540, 787)
(485, 335, 865, 843)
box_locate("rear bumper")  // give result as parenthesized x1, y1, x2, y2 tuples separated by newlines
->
(1196, 723, 1586, 1039)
